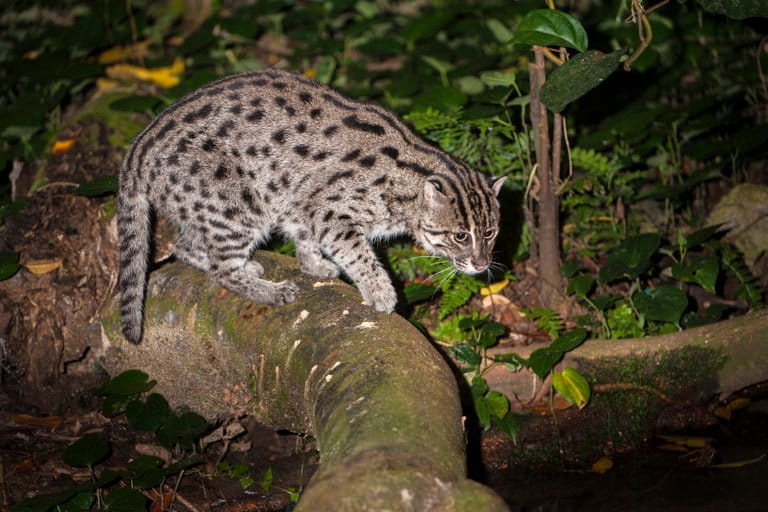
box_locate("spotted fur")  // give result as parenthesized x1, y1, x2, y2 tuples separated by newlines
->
(118, 69, 505, 343)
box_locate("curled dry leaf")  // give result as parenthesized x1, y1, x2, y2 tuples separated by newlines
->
(52, 139, 77, 155)
(23, 259, 63, 275)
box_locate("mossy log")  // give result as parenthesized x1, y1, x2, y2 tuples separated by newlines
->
(98, 251, 508, 512)
(485, 308, 768, 404)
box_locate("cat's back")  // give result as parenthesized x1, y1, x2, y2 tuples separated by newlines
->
(122, 69, 426, 195)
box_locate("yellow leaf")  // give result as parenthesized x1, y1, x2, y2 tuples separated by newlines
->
(304, 69, 317, 79)
(98, 40, 150, 64)
(711, 453, 765, 469)
(591, 456, 613, 474)
(656, 434, 713, 448)
(96, 78, 119, 91)
(480, 279, 509, 296)
(23, 259, 62, 275)
(106, 57, 185, 88)
(727, 397, 750, 411)
(713, 405, 731, 420)
(52, 139, 77, 155)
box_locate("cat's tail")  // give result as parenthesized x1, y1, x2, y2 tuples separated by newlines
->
(116, 173, 151, 344)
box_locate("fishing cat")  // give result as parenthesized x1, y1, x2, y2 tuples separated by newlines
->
(118, 69, 505, 343)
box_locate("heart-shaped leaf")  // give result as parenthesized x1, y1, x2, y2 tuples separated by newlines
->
(552, 368, 591, 409)
(513, 10, 588, 52)
(633, 285, 688, 325)
(541, 49, 625, 112)
(63, 434, 110, 467)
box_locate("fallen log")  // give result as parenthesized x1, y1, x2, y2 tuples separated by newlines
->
(97, 251, 508, 511)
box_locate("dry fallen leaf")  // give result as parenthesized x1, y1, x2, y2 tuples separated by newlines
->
(11, 413, 63, 427)
(106, 57, 185, 88)
(96, 78, 119, 91)
(98, 40, 150, 64)
(23, 259, 63, 275)
(592, 456, 613, 474)
(480, 278, 509, 296)
(52, 139, 77, 155)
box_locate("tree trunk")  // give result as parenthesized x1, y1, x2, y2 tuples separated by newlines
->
(529, 46, 563, 310)
(96, 252, 508, 512)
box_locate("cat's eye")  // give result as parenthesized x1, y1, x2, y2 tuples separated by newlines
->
(483, 229, 496, 239)
(454, 232, 469, 243)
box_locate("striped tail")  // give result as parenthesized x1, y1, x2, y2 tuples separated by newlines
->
(117, 182, 151, 344)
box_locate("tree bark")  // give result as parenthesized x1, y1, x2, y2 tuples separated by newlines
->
(96, 252, 508, 512)
(484, 309, 768, 403)
(529, 46, 563, 310)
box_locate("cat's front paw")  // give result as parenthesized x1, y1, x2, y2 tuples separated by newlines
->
(301, 258, 340, 279)
(269, 280, 301, 306)
(361, 283, 397, 313)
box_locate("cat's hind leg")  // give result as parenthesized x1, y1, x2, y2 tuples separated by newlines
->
(205, 226, 300, 306)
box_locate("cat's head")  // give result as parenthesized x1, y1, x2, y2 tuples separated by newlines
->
(415, 174, 506, 274)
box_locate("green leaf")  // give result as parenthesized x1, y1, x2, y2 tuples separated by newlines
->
(474, 394, 491, 429)
(104, 488, 147, 512)
(0, 251, 21, 281)
(567, 275, 594, 297)
(633, 285, 688, 325)
(100, 369, 156, 396)
(59, 491, 94, 512)
(527, 347, 562, 379)
(75, 176, 119, 197)
(452, 343, 481, 369)
(692, 256, 719, 294)
(101, 394, 132, 417)
(485, 391, 510, 419)
(541, 50, 625, 113)
(126, 393, 169, 433)
(455, 76, 485, 96)
(599, 233, 662, 284)
(684, 225, 721, 249)
(62, 434, 110, 467)
(560, 260, 580, 278)
(261, 467, 274, 492)
(157, 412, 209, 448)
(697, 0, 768, 19)
(109, 95, 162, 113)
(493, 352, 527, 372)
(127, 455, 164, 474)
(130, 467, 166, 489)
(491, 411, 519, 440)
(513, 10, 588, 52)
(412, 86, 467, 113)
(471, 374, 489, 397)
(549, 328, 587, 352)
(404, 283, 437, 304)
(552, 368, 591, 408)
(480, 70, 517, 88)
(486, 19, 514, 43)
(401, 10, 454, 43)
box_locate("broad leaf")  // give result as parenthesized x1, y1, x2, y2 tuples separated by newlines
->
(541, 50, 625, 112)
(126, 393, 170, 433)
(633, 285, 688, 324)
(492, 411, 519, 440)
(485, 391, 510, 419)
(109, 95, 162, 113)
(549, 328, 587, 352)
(452, 343, 481, 369)
(567, 275, 594, 297)
(100, 369, 156, 396)
(104, 488, 147, 512)
(0, 251, 21, 281)
(599, 233, 661, 284)
(513, 10, 588, 52)
(552, 368, 591, 409)
(528, 347, 562, 379)
(63, 434, 110, 467)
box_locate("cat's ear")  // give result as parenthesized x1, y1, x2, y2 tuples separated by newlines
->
(490, 175, 507, 197)
(423, 178, 448, 204)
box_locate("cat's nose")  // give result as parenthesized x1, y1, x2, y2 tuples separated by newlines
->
(469, 257, 489, 273)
